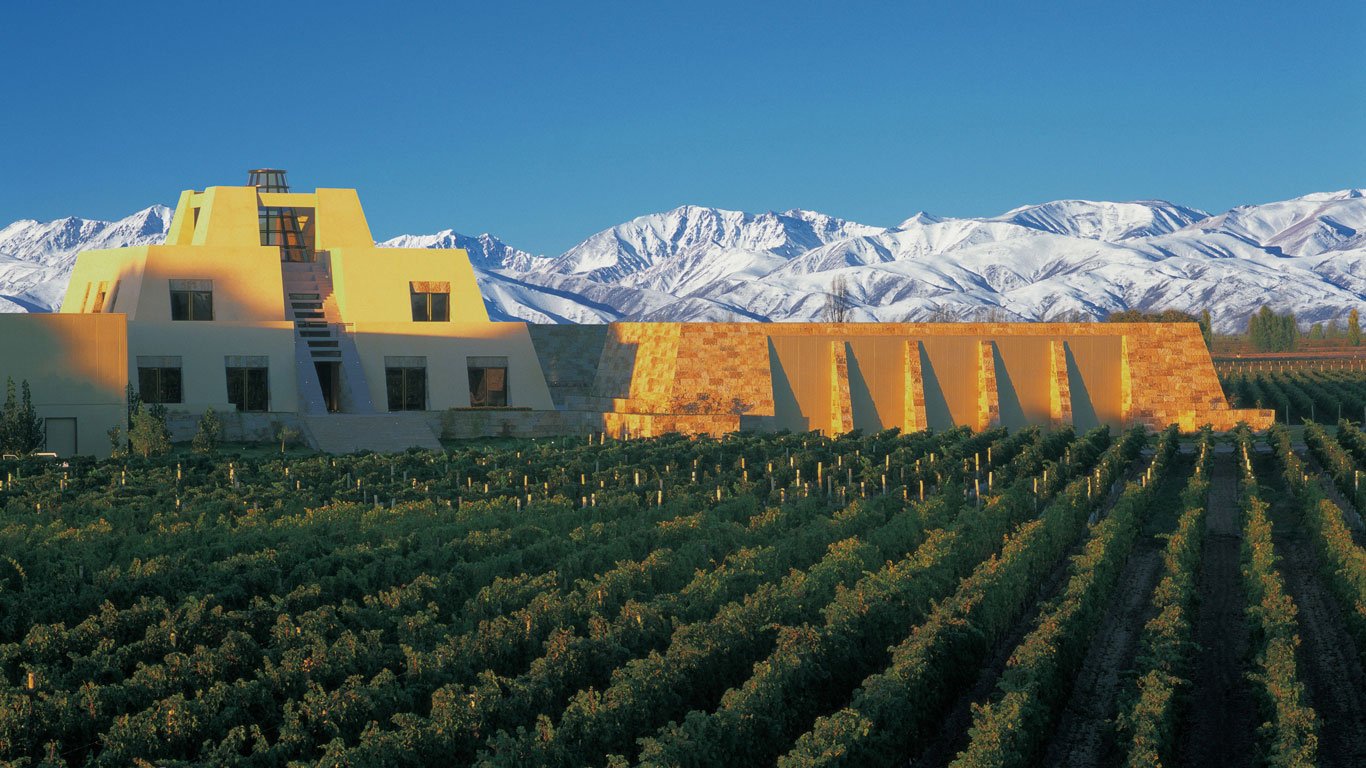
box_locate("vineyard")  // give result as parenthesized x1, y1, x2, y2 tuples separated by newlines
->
(1219, 365, 1366, 425)
(1, 421, 1364, 767)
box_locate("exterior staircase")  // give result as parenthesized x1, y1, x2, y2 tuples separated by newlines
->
(282, 260, 441, 454)
(300, 413, 443, 454)
(282, 260, 375, 415)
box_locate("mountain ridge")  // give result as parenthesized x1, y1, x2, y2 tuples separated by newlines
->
(2, 191, 1362, 333)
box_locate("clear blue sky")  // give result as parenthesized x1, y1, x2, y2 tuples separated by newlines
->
(2, 1, 1362, 254)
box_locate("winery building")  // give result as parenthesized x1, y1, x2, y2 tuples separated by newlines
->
(0, 171, 1272, 457)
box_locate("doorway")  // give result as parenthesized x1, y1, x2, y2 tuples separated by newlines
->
(315, 362, 340, 412)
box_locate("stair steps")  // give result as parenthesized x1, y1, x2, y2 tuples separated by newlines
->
(300, 413, 443, 454)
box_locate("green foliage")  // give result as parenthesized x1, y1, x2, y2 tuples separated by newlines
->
(1349, 308, 1361, 347)
(276, 423, 302, 454)
(0, 377, 46, 455)
(192, 407, 222, 454)
(1247, 306, 1298, 352)
(1233, 427, 1318, 767)
(1105, 309, 1199, 324)
(1218, 366, 1366, 425)
(950, 427, 1180, 768)
(1117, 429, 1214, 766)
(127, 403, 171, 459)
(779, 427, 1147, 768)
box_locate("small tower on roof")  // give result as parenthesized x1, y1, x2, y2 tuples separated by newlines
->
(248, 168, 290, 193)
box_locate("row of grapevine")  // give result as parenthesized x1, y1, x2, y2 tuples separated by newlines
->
(1271, 425, 1366, 666)
(629, 430, 1115, 767)
(475, 428, 1100, 767)
(1, 427, 996, 766)
(1220, 368, 1366, 425)
(1232, 428, 1319, 766)
(1115, 429, 1214, 767)
(948, 425, 1182, 767)
(774, 426, 1148, 767)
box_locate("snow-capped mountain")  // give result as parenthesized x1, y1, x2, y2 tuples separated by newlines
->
(378, 231, 546, 272)
(0, 205, 172, 311)
(2, 192, 1362, 333)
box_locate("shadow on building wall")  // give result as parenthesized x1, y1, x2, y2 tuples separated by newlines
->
(1065, 342, 1101, 431)
(768, 338, 807, 431)
(919, 342, 955, 430)
(846, 341, 886, 431)
(993, 342, 1028, 429)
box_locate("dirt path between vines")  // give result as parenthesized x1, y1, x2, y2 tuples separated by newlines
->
(1038, 451, 1192, 768)
(907, 456, 1151, 768)
(1038, 550, 1163, 767)
(1264, 455, 1366, 768)
(1175, 451, 1256, 768)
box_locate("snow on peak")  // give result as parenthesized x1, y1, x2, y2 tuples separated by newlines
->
(539, 204, 884, 284)
(379, 230, 546, 272)
(2, 191, 1363, 334)
(991, 199, 1208, 241)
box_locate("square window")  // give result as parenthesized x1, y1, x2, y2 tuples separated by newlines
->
(170, 286, 213, 321)
(468, 365, 508, 407)
(410, 284, 451, 322)
(385, 366, 427, 411)
(138, 366, 183, 404)
(226, 366, 269, 412)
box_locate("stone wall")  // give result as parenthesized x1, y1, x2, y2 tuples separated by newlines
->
(526, 324, 609, 406)
(525, 321, 1271, 436)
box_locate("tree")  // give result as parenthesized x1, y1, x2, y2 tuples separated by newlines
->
(1325, 318, 1341, 339)
(1106, 308, 1197, 324)
(1309, 322, 1325, 340)
(822, 275, 853, 323)
(1350, 308, 1361, 347)
(108, 425, 125, 458)
(17, 381, 43, 453)
(1199, 309, 1213, 350)
(192, 407, 222, 454)
(128, 403, 171, 458)
(0, 378, 45, 454)
(1247, 306, 1298, 352)
(276, 424, 301, 454)
(0, 377, 18, 453)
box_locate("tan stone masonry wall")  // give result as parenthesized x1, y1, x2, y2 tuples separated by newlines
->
(530, 321, 1271, 436)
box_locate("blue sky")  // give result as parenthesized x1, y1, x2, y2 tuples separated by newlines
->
(1, 1, 1362, 254)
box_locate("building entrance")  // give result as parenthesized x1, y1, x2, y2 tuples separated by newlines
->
(315, 362, 340, 412)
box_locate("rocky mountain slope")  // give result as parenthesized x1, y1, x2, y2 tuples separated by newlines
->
(3, 191, 1361, 332)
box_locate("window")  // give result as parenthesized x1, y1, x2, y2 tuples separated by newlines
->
(170, 279, 213, 321)
(137, 356, 183, 404)
(258, 206, 315, 262)
(385, 357, 427, 411)
(410, 281, 451, 322)
(468, 356, 508, 407)
(225, 357, 269, 412)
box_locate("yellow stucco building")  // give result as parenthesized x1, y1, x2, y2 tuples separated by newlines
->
(0, 169, 1271, 457)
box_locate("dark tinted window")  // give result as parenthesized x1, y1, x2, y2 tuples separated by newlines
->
(411, 291, 450, 322)
(138, 367, 183, 404)
(226, 367, 269, 412)
(385, 367, 426, 411)
(171, 289, 212, 320)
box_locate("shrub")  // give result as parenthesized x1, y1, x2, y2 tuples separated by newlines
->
(193, 408, 222, 454)
(128, 403, 171, 458)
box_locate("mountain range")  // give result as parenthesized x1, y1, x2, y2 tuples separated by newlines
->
(2, 190, 1362, 332)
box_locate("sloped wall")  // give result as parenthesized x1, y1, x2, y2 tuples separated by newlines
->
(529, 321, 1271, 435)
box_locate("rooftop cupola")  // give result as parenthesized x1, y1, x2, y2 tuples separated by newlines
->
(248, 168, 290, 193)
